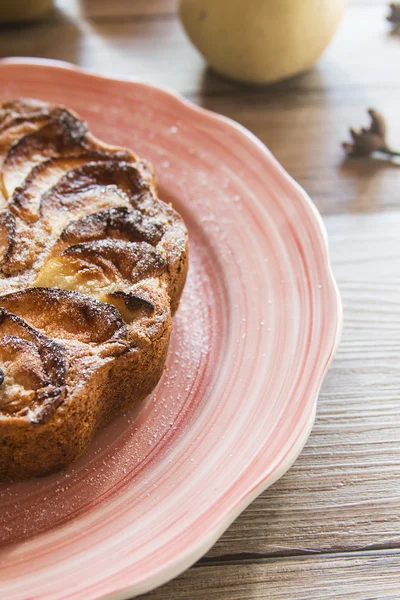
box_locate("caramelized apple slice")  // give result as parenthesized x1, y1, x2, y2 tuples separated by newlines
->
(0, 99, 51, 134)
(102, 291, 154, 323)
(0, 213, 48, 277)
(0, 118, 50, 169)
(33, 255, 110, 297)
(34, 255, 157, 323)
(0, 336, 50, 413)
(41, 160, 154, 220)
(63, 240, 166, 281)
(0, 101, 53, 204)
(0, 288, 127, 344)
(2, 106, 139, 199)
(2, 108, 91, 196)
(10, 155, 103, 222)
(59, 206, 164, 249)
(0, 118, 52, 205)
(35, 239, 165, 296)
(0, 308, 67, 422)
(0, 309, 66, 385)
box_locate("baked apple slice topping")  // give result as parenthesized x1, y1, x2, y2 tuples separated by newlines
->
(0, 99, 51, 135)
(2, 107, 90, 197)
(0, 288, 127, 344)
(0, 100, 188, 432)
(34, 240, 165, 307)
(102, 291, 155, 323)
(59, 206, 164, 248)
(10, 155, 102, 222)
(0, 308, 67, 423)
(40, 160, 154, 220)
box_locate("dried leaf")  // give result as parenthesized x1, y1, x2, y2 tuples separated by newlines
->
(388, 2, 400, 24)
(343, 109, 387, 157)
(343, 109, 400, 159)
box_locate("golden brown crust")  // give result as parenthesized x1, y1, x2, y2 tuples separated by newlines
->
(0, 99, 188, 480)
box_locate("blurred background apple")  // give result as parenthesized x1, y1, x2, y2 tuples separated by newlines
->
(180, 0, 347, 84)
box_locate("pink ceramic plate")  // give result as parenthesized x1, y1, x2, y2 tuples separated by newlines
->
(0, 59, 341, 600)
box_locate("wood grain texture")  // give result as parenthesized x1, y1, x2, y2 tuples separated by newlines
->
(0, 0, 399, 598)
(0, 3, 398, 217)
(195, 92, 400, 216)
(204, 212, 400, 559)
(0, 4, 396, 93)
(56, 0, 177, 19)
(143, 551, 400, 599)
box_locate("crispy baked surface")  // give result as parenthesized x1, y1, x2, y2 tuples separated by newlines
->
(0, 99, 188, 480)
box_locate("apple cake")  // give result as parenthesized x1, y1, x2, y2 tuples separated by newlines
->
(0, 99, 188, 480)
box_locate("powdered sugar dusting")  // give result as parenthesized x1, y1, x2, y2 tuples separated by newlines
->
(0, 217, 220, 546)
(0, 61, 340, 600)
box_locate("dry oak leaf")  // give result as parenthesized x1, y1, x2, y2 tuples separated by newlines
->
(342, 108, 400, 158)
(388, 2, 400, 24)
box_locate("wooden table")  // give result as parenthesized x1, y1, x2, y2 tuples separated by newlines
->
(1, 1, 400, 598)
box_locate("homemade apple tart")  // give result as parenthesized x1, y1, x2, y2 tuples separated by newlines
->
(0, 99, 188, 480)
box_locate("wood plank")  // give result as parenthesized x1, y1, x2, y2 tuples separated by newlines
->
(2, 2, 400, 598)
(0, 5, 397, 95)
(194, 90, 400, 216)
(55, 0, 387, 19)
(54, 0, 391, 20)
(0, 17, 205, 93)
(0, 7, 398, 218)
(55, 0, 389, 20)
(141, 551, 400, 599)
(56, 0, 177, 19)
(199, 212, 400, 559)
